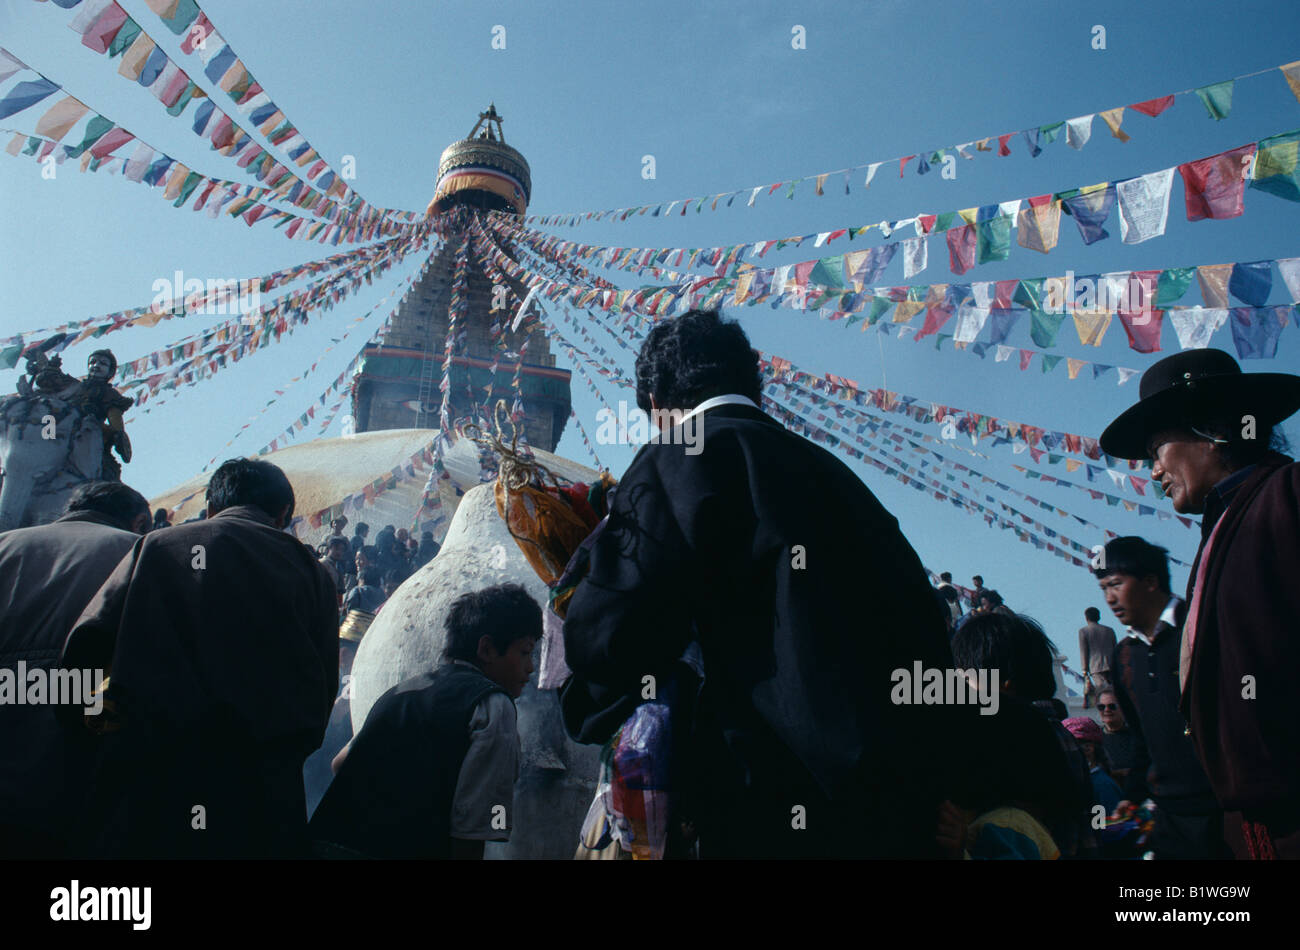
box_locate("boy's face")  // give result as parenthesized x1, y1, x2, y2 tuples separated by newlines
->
(477, 636, 536, 698)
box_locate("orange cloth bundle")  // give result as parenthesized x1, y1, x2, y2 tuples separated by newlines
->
(494, 480, 594, 588)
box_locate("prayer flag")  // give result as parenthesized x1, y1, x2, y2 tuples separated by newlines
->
(1158, 267, 1195, 305)
(1178, 143, 1255, 220)
(1061, 183, 1116, 244)
(1197, 263, 1233, 308)
(1072, 309, 1112, 347)
(1278, 258, 1300, 303)
(903, 236, 927, 278)
(1194, 80, 1234, 120)
(1229, 307, 1284, 358)
(1098, 107, 1130, 142)
(1228, 260, 1272, 306)
(1116, 167, 1174, 243)
(1250, 130, 1300, 203)
(987, 309, 1020, 344)
(1281, 61, 1300, 104)
(1029, 309, 1066, 347)
(976, 205, 1010, 264)
(0, 79, 60, 121)
(1131, 95, 1175, 118)
(1117, 309, 1165, 353)
(81, 2, 129, 54)
(946, 224, 976, 275)
(1017, 197, 1062, 254)
(1066, 115, 1093, 150)
(33, 96, 89, 141)
(1169, 308, 1227, 349)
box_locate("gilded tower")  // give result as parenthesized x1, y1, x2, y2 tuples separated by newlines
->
(351, 105, 571, 450)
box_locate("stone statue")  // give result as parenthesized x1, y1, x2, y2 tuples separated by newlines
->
(1, 345, 133, 530)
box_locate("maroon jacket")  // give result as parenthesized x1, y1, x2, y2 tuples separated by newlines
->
(1181, 452, 1300, 815)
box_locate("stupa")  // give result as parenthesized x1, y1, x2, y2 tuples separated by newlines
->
(349, 105, 572, 451)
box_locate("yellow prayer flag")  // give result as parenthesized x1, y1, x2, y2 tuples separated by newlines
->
(893, 300, 925, 323)
(218, 61, 247, 94)
(1017, 201, 1062, 254)
(163, 162, 189, 200)
(1197, 264, 1233, 309)
(1099, 107, 1130, 142)
(294, 147, 318, 168)
(957, 208, 978, 225)
(815, 174, 827, 196)
(1072, 310, 1111, 347)
(1280, 61, 1300, 104)
(1066, 458, 1082, 472)
(118, 33, 156, 81)
(144, 0, 182, 15)
(1066, 358, 1086, 380)
(34, 96, 89, 142)
(6, 133, 25, 157)
(259, 110, 285, 136)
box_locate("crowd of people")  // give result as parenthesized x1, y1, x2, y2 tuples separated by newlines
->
(0, 309, 1296, 861)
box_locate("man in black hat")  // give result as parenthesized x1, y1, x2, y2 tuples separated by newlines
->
(1100, 348, 1300, 859)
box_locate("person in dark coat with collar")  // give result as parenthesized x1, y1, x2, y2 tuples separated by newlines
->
(1101, 349, 1300, 859)
(1094, 535, 1228, 859)
(560, 309, 955, 859)
(59, 458, 339, 858)
(0, 481, 150, 857)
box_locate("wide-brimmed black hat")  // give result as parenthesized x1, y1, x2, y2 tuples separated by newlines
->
(1100, 349, 1300, 459)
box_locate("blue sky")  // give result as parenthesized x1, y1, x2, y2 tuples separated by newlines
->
(1, 0, 1298, 677)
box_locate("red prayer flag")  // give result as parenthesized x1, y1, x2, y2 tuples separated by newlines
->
(1117, 309, 1165, 353)
(997, 133, 1014, 156)
(81, 2, 129, 55)
(1178, 143, 1256, 221)
(1131, 95, 1175, 117)
(1019, 349, 1034, 370)
(946, 224, 977, 275)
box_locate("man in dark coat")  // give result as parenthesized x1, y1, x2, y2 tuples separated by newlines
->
(59, 458, 338, 858)
(1094, 536, 1228, 858)
(561, 309, 955, 858)
(0, 481, 150, 857)
(1101, 349, 1300, 859)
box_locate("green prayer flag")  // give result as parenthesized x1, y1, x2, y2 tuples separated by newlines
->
(865, 296, 893, 325)
(1040, 121, 1064, 144)
(1041, 354, 1062, 373)
(1250, 130, 1300, 202)
(0, 344, 22, 370)
(173, 171, 203, 207)
(162, 0, 202, 35)
(1194, 80, 1234, 120)
(1157, 267, 1196, 305)
(809, 255, 845, 289)
(108, 18, 142, 58)
(935, 333, 951, 350)
(1030, 310, 1067, 348)
(165, 83, 200, 117)
(933, 211, 957, 233)
(1014, 278, 1047, 311)
(66, 116, 114, 158)
(976, 216, 1011, 263)
(22, 136, 40, 156)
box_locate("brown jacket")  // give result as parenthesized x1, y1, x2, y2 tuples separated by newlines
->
(1181, 453, 1300, 816)
(61, 504, 338, 857)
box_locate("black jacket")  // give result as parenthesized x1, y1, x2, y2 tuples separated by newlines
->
(561, 403, 955, 857)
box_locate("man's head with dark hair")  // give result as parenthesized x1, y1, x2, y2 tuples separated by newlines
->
(634, 309, 762, 414)
(939, 572, 952, 583)
(972, 575, 984, 587)
(1084, 606, 1101, 623)
(327, 537, 349, 560)
(977, 589, 1003, 611)
(205, 458, 295, 526)
(354, 522, 370, 538)
(442, 583, 541, 698)
(64, 481, 151, 534)
(87, 349, 117, 379)
(951, 612, 1058, 700)
(1093, 536, 1172, 635)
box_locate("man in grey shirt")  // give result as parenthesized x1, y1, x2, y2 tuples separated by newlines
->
(1078, 606, 1118, 707)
